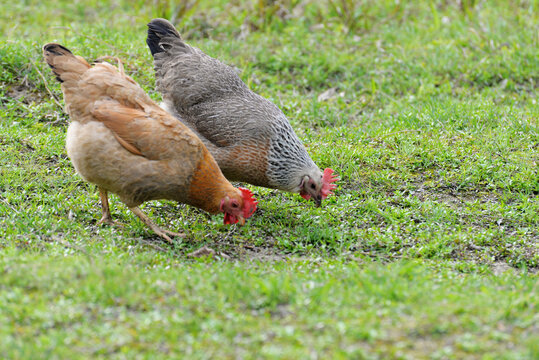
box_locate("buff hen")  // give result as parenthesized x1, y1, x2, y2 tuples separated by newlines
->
(43, 43, 257, 242)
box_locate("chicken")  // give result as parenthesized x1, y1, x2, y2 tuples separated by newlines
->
(146, 19, 338, 206)
(43, 43, 257, 242)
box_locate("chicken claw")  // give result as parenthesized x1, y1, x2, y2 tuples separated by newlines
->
(129, 207, 186, 243)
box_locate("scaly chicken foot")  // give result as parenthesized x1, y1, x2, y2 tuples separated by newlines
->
(129, 206, 186, 243)
(160, 228, 187, 237)
(96, 189, 125, 227)
(96, 188, 114, 225)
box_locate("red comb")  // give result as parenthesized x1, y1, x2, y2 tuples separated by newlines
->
(321, 168, 338, 199)
(239, 187, 258, 218)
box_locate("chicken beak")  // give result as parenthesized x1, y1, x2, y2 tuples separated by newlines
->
(314, 196, 322, 207)
(238, 215, 246, 226)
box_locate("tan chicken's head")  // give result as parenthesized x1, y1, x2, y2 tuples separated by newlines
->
(220, 187, 258, 225)
(299, 168, 339, 207)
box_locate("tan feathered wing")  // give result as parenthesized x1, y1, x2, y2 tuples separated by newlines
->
(91, 100, 201, 160)
(90, 99, 235, 213)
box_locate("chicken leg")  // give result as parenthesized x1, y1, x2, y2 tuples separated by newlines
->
(97, 188, 114, 225)
(129, 206, 186, 243)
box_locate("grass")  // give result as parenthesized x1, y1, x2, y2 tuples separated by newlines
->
(1, 0, 538, 358)
(1, 254, 537, 359)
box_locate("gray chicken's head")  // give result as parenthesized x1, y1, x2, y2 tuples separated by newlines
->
(298, 167, 338, 206)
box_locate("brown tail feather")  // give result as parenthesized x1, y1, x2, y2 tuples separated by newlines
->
(42, 43, 90, 83)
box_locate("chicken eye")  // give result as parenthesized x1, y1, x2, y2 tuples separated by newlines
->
(232, 202, 239, 208)
(310, 183, 316, 189)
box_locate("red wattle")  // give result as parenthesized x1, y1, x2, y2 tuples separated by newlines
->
(223, 212, 237, 225)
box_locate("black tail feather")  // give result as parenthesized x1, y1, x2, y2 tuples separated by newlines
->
(147, 18, 181, 56)
(43, 43, 73, 56)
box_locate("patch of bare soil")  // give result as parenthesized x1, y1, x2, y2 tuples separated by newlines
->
(206, 230, 289, 261)
(491, 261, 513, 275)
(2, 78, 68, 126)
(410, 182, 501, 207)
(233, 245, 289, 261)
(4, 78, 46, 104)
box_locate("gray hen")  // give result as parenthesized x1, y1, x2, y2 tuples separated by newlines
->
(146, 18, 337, 206)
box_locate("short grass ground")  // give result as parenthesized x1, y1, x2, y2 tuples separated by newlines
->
(1, 0, 538, 358)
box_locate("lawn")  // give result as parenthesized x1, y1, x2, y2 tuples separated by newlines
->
(1, 0, 538, 358)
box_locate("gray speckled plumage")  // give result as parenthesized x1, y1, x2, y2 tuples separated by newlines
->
(147, 18, 320, 194)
